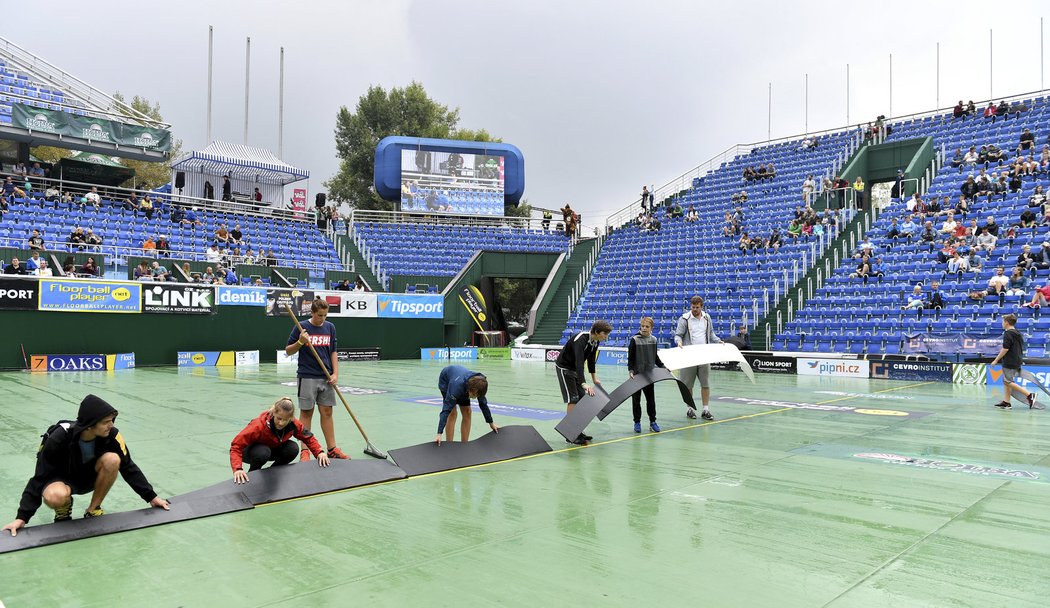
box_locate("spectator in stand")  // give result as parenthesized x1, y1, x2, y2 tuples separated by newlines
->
(141, 236, 156, 255)
(926, 195, 944, 218)
(953, 101, 965, 119)
(988, 266, 1010, 300)
(26, 229, 45, 252)
(801, 136, 817, 150)
(243, 248, 257, 265)
(906, 192, 925, 212)
(354, 276, 368, 292)
(1019, 208, 1038, 229)
(980, 215, 1000, 238)
(4, 257, 26, 275)
(852, 176, 866, 209)
(965, 100, 976, 115)
(988, 174, 1008, 201)
(253, 188, 262, 204)
(123, 192, 138, 212)
(833, 175, 849, 208)
(742, 166, 756, 181)
(36, 260, 52, 277)
(960, 175, 979, 201)
(230, 224, 244, 246)
(786, 220, 802, 240)
(926, 281, 946, 311)
(133, 262, 150, 281)
(951, 148, 964, 172)
(1006, 268, 1030, 297)
(900, 215, 918, 240)
(183, 208, 204, 226)
(215, 224, 231, 246)
(686, 206, 698, 222)
(903, 285, 926, 310)
(223, 266, 238, 285)
(151, 261, 171, 282)
(334, 279, 351, 291)
(870, 256, 885, 282)
(995, 100, 1010, 121)
(44, 184, 59, 205)
(801, 174, 815, 202)
(975, 227, 998, 253)
(940, 212, 958, 235)
(1016, 244, 1036, 271)
(29, 162, 44, 177)
(850, 255, 871, 283)
(987, 143, 1006, 165)
(202, 267, 216, 284)
(222, 175, 232, 201)
(885, 218, 902, 244)
(170, 206, 185, 224)
(968, 248, 985, 272)
(1023, 280, 1050, 308)
(25, 251, 42, 274)
(954, 195, 970, 220)
(737, 232, 752, 252)
(1009, 171, 1023, 193)
(1029, 185, 1046, 208)
(963, 146, 979, 167)
(738, 191, 748, 203)
(85, 229, 102, 251)
(947, 251, 969, 275)
(920, 221, 938, 249)
(640, 186, 650, 211)
(139, 195, 154, 220)
(79, 257, 99, 277)
(983, 101, 997, 121)
(1020, 128, 1036, 151)
(1034, 241, 1050, 270)
(156, 235, 170, 258)
(765, 162, 777, 178)
(69, 227, 86, 251)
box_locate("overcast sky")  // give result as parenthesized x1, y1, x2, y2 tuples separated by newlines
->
(10, 1, 1049, 222)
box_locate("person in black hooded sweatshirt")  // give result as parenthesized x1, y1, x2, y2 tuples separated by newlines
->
(1, 394, 169, 536)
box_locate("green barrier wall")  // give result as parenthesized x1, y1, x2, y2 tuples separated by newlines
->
(3, 307, 442, 369)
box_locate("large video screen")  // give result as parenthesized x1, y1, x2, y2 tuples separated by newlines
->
(400, 149, 505, 216)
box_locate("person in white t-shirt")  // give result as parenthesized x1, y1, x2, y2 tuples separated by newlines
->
(672, 296, 723, 421)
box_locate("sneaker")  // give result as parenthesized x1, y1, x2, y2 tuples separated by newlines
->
(580, 432, 593, 441)
(300, 448, 311, 462)
(1027, 392, 1037, 409)
(327, 446, 351, 460)
(83, 506, 105, 518)
(53, 498, 73, 522)
(994, 401, 1012, 409)
(686, 407, 698, 419)
(650, 421, 661, 433)
(634, 422, 642, 433)
(701, 410, 714, 421)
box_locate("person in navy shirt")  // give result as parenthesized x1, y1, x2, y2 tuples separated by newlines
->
(285, 298, 349, 460)
(436, 365, 497, 444)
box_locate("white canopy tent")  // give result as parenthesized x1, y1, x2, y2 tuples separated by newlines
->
(170, 140, 309, 208)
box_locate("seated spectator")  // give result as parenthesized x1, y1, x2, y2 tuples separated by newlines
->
(1009, 172, 1023, 192)
(987, 174, 1008, 201)
(141, 237, 156, 254)
(946, 251, 969, 275)
(738, 191, 748, 203)
(685, 207, 698, 222)
(215, 224, 231, 246)
(995, 100, 1010, 120)
(800, 221, 813, 239)
(3, 256, 26, 275)
(1035, 242, 1050, 269)
(965, 100, 976, 115)
(926, 196, 943, 217)
(962, 146, 979, 167)
(900, 215, 918, 239)
(1030, 185, 1046, 208)
(334, 279, 351, 291)
(983, 101, 997, 120)
(1023, 281, 1050, 308)
(903, 285, 926, 310)
(183, 207, 204, 226)
(134, 262, 152, 281)
(920, 221, 938, 249)
(265, 249, 278, 267)
(44, 184, 59, 204)
(953, 101, 965, 119)
(742, 167, 756, 181)
(737, 232, 752, 252)
(36, 260, 53, 277)
(906, 192, 925, 212)
(79, 257, 100, 277)
(156, 235, 170, 258)
(988, 266, 1010, 297)
(800, 136, 817, 150)
(170, 206, 186, 223)
(1006, 268, 1030, 296)
(849, 255, 871, 283)
(231, 224, 244, 245)
(870, 256, 885, 282)
(243, 248, 257, 265)
(85, 229, 102, 250)
(968, 249, 984, 272)
(1019, 208, 1038, 228)
(977, 146, 990, 166)
(1020, 128, 1035, 151)
(926, 281, 945, 310)
(975, 228, 997, 252)
(949, 148, 963, 171)
(202, 267, 216, 284)
(27, 229, 44, 251)
(123, 192, 138, 212)
(960, 175, 979, 200)
(954, 195, 971, 220)
(856, 237, 875, 256)
(986, 143, 1005, 165)
(765, 162, 776, 178)
(786, 220, 801, 239)
(139, 195, 154, 220)
(940, 213, 958, 234)
(69, 227, 86, 251)
(151, 261, 170, 282)
(25, 251, 42, 273)
(223, 266, 238, 285)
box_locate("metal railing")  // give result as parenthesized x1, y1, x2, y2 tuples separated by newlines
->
(565, 234, 604, 316)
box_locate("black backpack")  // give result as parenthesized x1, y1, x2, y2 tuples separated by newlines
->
(38, 420, 75, 453)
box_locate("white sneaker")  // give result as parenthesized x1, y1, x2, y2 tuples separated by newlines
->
(686, 407, 697, 419)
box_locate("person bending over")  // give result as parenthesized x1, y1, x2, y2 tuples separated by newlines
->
(436, 365, 498, 444)
(2, 395, 169, 536)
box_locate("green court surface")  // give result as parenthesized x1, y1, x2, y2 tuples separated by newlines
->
(0, 361, 1048, 607)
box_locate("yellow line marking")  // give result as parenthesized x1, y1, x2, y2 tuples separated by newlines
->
(258, 406, 796, 508)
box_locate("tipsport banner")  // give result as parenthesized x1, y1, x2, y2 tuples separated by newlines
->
(11, 103, 172, 151)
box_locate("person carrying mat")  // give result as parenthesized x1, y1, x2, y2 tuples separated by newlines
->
(555, 320, 612, 444)
(436, 365, 498, 445)
(2, 394, 170, 537)
(628, 316, 666, 433)
(231, 397, 331, 484)
(674, 296, 721, 421)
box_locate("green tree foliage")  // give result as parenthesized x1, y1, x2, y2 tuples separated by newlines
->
(326, 82, 502, 211)
(494, 277, 539, 326)
(111, 92, 182, 189)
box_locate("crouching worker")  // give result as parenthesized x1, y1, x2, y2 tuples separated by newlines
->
(437, 365, 498, 444)
(2, 394, 170, 537)
(231, 397, 331, 484)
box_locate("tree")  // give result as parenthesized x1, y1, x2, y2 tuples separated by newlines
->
(325, 81, 499, 211)
(111, 92, 182, 189)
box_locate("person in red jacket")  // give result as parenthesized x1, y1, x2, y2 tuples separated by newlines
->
(230, 397, 330, 484)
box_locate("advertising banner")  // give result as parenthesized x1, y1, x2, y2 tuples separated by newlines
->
(235, 350, 260, 366)
(142, 284, 214, 314)
(292, 188, 307, 218)
(546, 349, 561, 362)
(458, 285, 491, 331)
(953, 363, 988, 385)
(329, 292, 377, 318)
(65, 113, 120, 144)
(904, 333, 1001, 356)
(177, 351, 236, 367)
(0, 277, 38, 310)
(596, 347, 628, 366)
(797, 357, 870, 378)
(12, 103, 172, 151)
(337, 348, 381, 362)
(215, 286, 268, 307)
(745, 354, 797, 375)
(30, 354, 106, 372)
(378, 294, 444, 319)
(266, 289, 316, 317)
(420, 347, 477, 361)
(511, 348, 547, 361)
(106, 353, 136, 370)
(121, 123, 172, 152)
(12, 104, 66, 135)
(478, 347, 511, 360)
(869, 360, 953, 382)
(39, 279, 141, 313)
(276, 350, 298, 365)
(986, 365, 1050, 389)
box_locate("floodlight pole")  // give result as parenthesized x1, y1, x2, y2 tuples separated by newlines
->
(989, 29, 994, 100)
(804, 73, 808, 135)
(846, 64, 850, 125)
(279, 46, 285, 158)
(936, 42, 940, 109)
(767, 82, 771, 142)
(244, 36, 251, 145)
(889, 53, 893, 118)
(206, 25, 213, 144)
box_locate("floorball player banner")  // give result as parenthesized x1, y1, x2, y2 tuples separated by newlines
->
(656, 343, 756, 383)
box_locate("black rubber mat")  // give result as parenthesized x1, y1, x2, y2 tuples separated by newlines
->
(388, 425, 552, 476)
(595, 368, 696, 420)
(554, 384, 610, 442)
(0, 492, 253, 554)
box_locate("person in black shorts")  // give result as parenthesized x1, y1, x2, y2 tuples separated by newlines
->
(990, 313, 1037, 409)
(555, 320, 612, 444)
(1, 395, 170, 536)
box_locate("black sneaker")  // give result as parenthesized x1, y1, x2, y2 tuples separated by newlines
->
(994, 401, 1012, 409)
(580, 432, 593, 441)
(54, 498, 73, 522)
(565, 434, 587, 446)
(1027, 393, 1037, 409)
(701, 410, 714, 421)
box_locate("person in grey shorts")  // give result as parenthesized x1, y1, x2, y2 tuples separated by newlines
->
(285, 298, 350, 460)
(990, 313, 1037, 409)
(674, 295, 722, 421)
